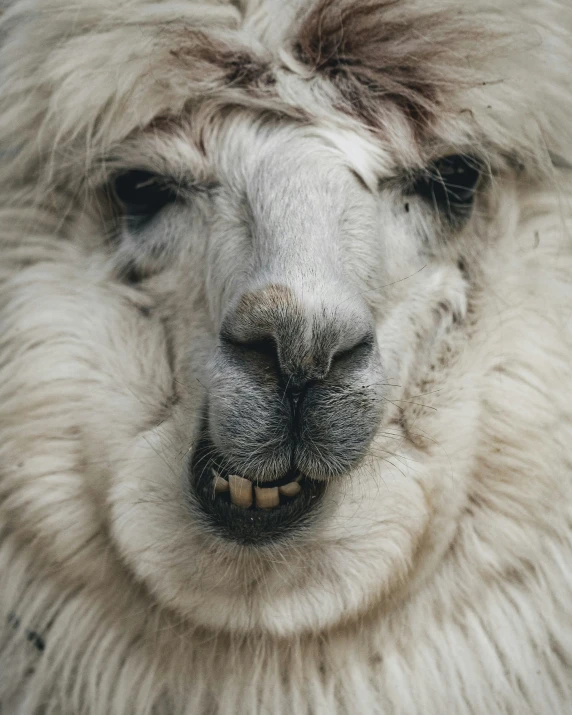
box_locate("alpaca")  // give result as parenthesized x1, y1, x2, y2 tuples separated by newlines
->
(1, 0, 572, 712)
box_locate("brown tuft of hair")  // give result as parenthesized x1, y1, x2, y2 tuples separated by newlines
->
(170, 31, 276, 91)
(294, 0, 489, 132)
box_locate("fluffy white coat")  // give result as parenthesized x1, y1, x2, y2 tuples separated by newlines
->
(1, 0, 572, 713)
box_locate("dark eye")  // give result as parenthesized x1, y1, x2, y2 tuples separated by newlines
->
(112, 170, 177, 229)
(412, 155, 481, 222)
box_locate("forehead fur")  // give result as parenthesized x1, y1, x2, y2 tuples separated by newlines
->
(0, 0, 571, 192)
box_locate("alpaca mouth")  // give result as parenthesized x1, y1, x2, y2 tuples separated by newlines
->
(190, 435, 327, 544)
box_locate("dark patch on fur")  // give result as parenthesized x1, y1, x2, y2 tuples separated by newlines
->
(119, 260, 149, 285)
(7, 612, 45, 653)
(293, 0, 488, 134)
(350, 168, 371, 192)
(226, 52, 276, 89)
(170, 32, 276, 92)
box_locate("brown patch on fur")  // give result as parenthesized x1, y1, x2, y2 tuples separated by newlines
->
(146, 115, 182, 136)
(294, 0, 490, 134)
(161, 33, 311, 154)
(235, 283, 299, 321)
(170, 31, 275, 92)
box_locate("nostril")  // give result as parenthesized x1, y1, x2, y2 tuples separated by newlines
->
(332, 333, 375, 364)
(242, 337, 278, 360)
(221, 333, 279, 363)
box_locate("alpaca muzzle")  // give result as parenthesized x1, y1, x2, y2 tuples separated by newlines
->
(189, 280, 384, 543)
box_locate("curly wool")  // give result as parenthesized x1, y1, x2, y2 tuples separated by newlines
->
(0, 1, 572, 714)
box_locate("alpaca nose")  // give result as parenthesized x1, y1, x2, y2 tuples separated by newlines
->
(220, 283, 374, 393)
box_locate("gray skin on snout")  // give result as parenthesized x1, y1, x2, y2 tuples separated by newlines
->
(206, 148, 386, 482)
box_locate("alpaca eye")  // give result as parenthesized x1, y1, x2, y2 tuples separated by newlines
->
(112, 170, 177, 228)
(412, 155, 481, 222)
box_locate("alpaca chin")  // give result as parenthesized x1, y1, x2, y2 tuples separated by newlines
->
(1, 1, 572, 713)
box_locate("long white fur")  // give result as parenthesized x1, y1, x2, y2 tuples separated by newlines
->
(1, 1, 572, 713)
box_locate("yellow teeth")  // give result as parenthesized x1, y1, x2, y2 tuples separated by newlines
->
(278, 481, 302, 498)
(254, 486, 279, 509)
(213, 472, 229, 493)
(218, 473, 303, 508)
(229, 475, 253, 508)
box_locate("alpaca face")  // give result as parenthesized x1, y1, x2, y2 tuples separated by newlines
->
(6, 0, 537, 640)
(81, 113, 480, 634)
